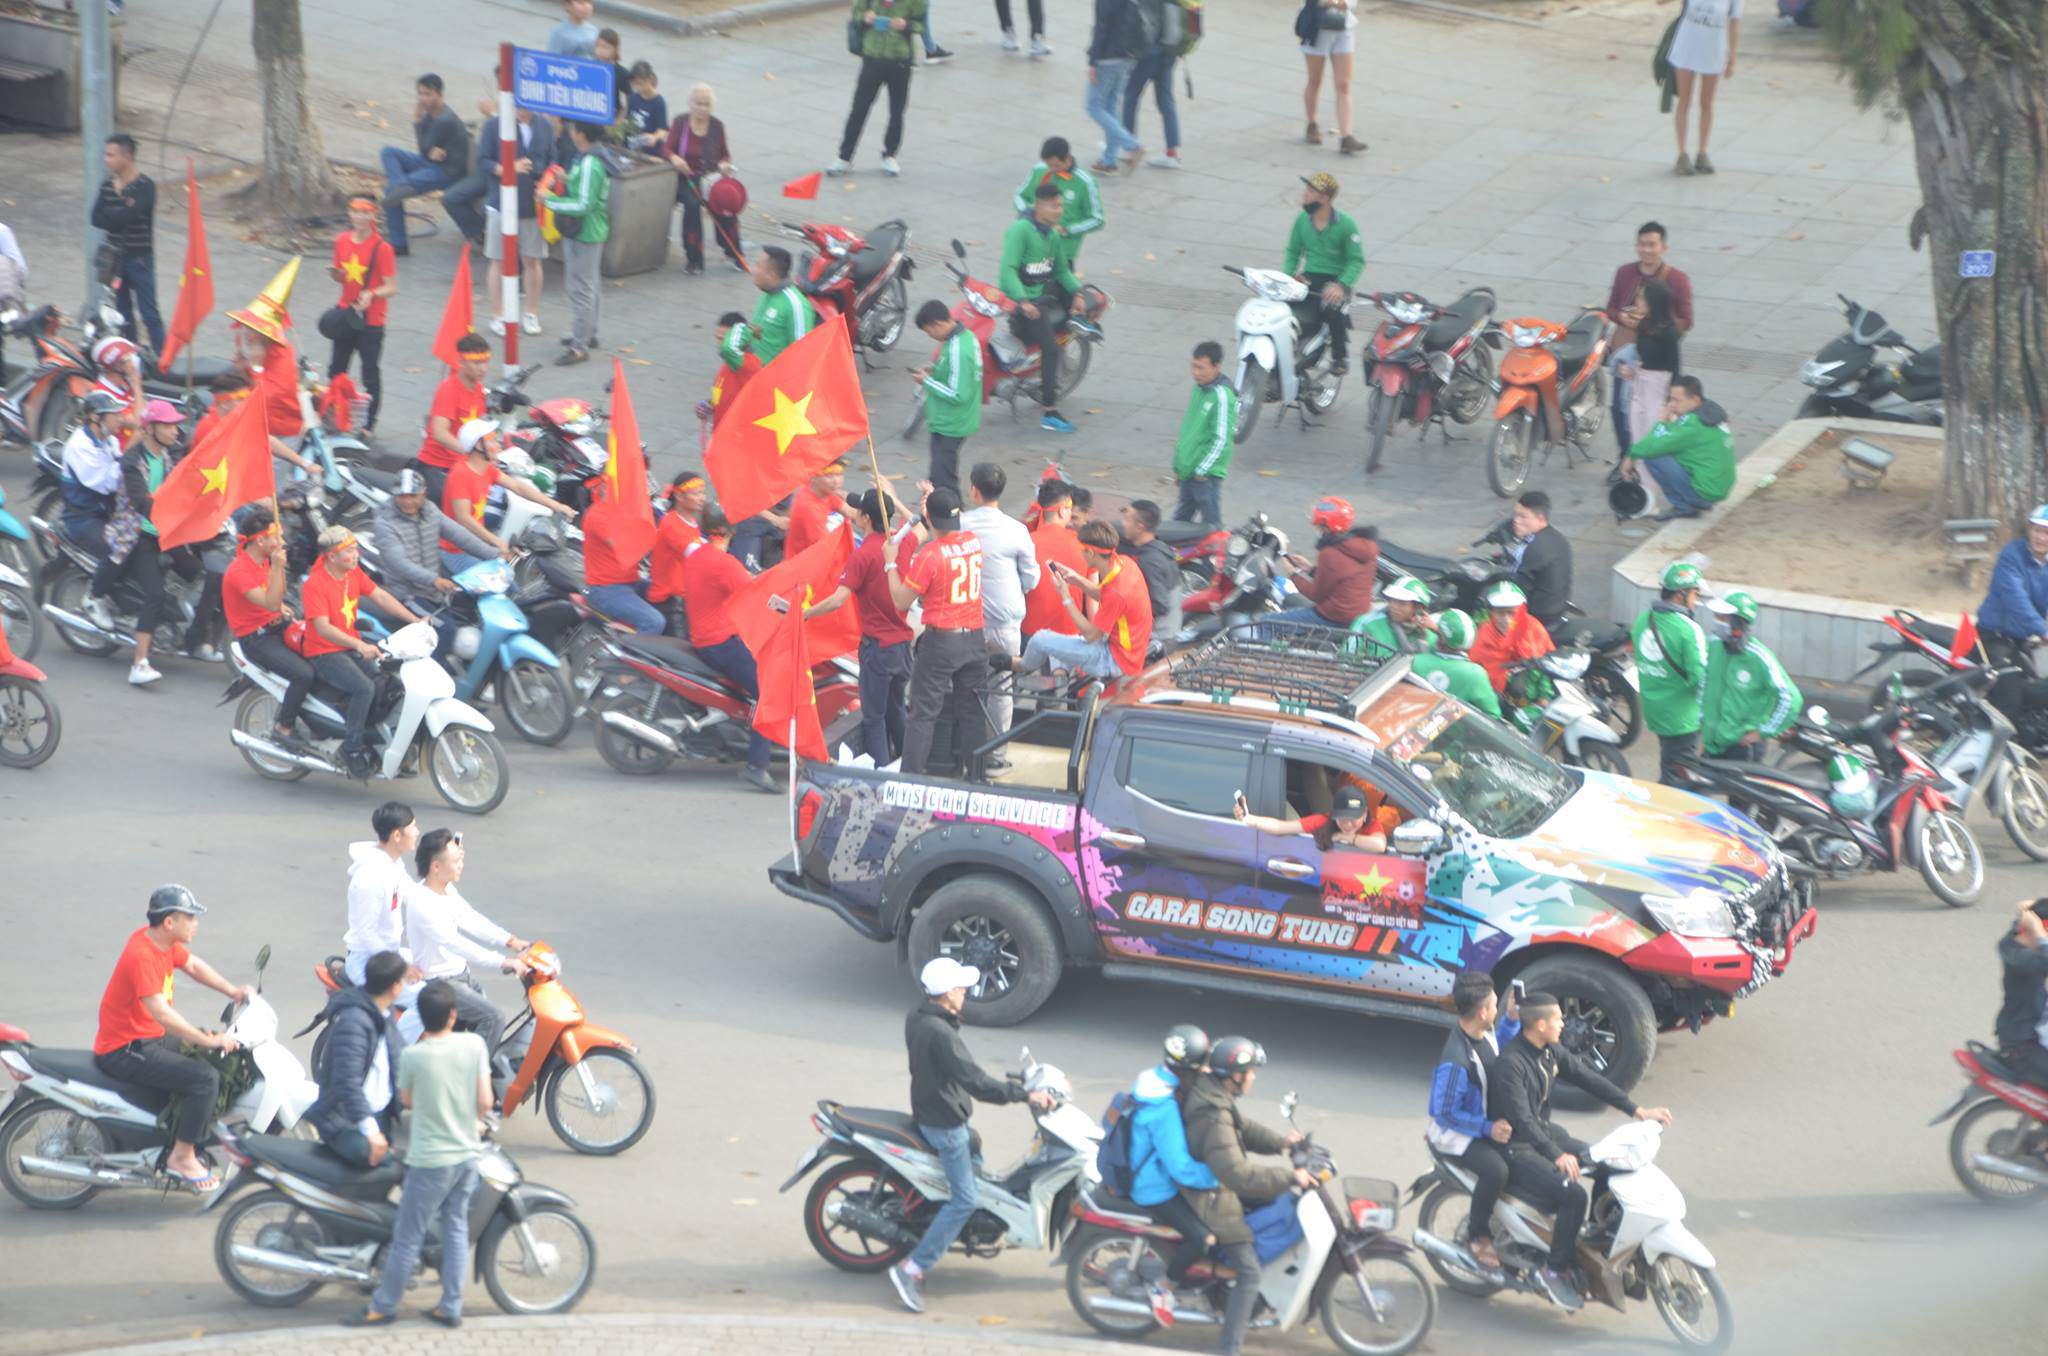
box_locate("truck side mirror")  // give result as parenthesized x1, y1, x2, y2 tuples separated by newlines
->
(1389, 820, 1444, 857)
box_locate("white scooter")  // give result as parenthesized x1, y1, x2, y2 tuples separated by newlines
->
(1502, 650, 1631, 776)
(0, 947, 318, 1211)
(1411, 1121, 1733, 1353)
(223, 620, 512, 814)
(1225, 265, 1347, 443)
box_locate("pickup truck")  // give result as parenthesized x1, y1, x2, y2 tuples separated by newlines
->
(770, 628, 1817, 1091)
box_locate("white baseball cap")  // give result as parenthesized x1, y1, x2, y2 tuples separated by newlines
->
(2029, 503, 2048, 528)
(919, 957, 982, 995)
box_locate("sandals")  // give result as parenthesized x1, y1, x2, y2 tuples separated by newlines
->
(168, 1164, 220, 1192)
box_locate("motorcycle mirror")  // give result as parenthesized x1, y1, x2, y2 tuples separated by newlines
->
(1279, 1091, 1299, 1122)
(1806, 705, 1831, 726)
(255, 944, 271, 979)
(950, 239, 967, 260)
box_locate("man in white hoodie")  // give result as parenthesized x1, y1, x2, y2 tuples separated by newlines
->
(344, 803, 421, 986)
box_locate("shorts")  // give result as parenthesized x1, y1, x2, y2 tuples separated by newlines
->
(484, 211, 546, 263)
(1301, 23, 1356, 57)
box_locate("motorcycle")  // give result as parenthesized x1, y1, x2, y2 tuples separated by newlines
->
(788, 219, 914, 356)
(1359, 287, 1499, 472)
(1501, 650, 1629, 775)
(2, 296, 235, 443)
(1412, 1121, 1730, 1352)
(1223, 265, 1346, 443)
(1854, 607, 2048, 753)
(437, 559, 575, 747)
(1175, 515, 1295, 646)
(1067, 1091, 1435, 1356)
(0, 624, 60, 769)
(1932, 1041, 2048, 1206)
(1796, 294, 1943, 426)
(0, 947, 315, 1211)
(24, 440, 67, 564)
(0, 560, 39, 664)
(38, 520, 229, 666)
(506, 529, 617, 718)
(208, 1122, 596, 1313)
(1886, 664, 2048, 861)
(223, 619, 512, 814)
(0, 479, 31, 583)
(1486, 310, 1615, 499)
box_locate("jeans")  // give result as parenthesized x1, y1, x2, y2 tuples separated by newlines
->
(1265, 604, 1333, 628)
(679, 175, 743, 268)
(902, 627, 990, 775)
(1123, 52, 1180, 151)
(1020, 628, 1120, 679)
(586, 582, 664, 635)
(920, 1, 941, 55)
(858, 634, 912, 764)
(114, 252, 165, 352)
(311, 650, 378, 753)
(1455, 1140, 1511, 1243)
(984, 619, 1022, 734)
(1173, 477, 1222, 527)
(696, 634, 773, 771)
(1504, 1133, 1592, 1269)
(240, 626, 315, 728)
(441, 172, 491, 243)
(95, 1037, 218, 1145)
(927, 432, 966, 499)
(563, 238, 603, 349)
(1087, 59, 1140, 161)
(441, 549, 482, 578)
(92, 533, 167, 633)
(1217, 1239, 1263, 1355)
(839, 57, 912, 160)
(396, 970, 508, 1077)
(328, 325, 386, 430)
(1642, 453, 1711, 515)
(993, 0, 1043, 37)
(379, 148, 455, 250)
(369, 1159, 480, 1317)
(907, 1122, 979, 1272)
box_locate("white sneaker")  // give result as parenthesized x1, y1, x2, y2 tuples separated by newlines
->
(128, 660, 162, 687)
(1000, 28, 1019, 51)
(488, 316, 506, 337)
(1147, 153, 1181, 169)
(83, 593, 116, 630)
(825, 158, 852, 177)
(1030, 36, 1052, 57)
(521, 313, 542, 336)
(880, 156, 901, 177)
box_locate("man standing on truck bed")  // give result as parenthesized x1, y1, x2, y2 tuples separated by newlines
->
(890, 485, 991, 776)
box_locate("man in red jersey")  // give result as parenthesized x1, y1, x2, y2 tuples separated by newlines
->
(1007, 518, 1151, 680)
(681, 509, 778, 792)
(889, 486, 989, 776)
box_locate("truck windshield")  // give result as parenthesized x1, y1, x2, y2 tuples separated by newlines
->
(1411, 711, 1578, 839)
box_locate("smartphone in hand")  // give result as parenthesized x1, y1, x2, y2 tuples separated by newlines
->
(1233, 790, 1248, 819)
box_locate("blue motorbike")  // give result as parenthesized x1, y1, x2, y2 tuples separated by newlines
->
(441, 559, 575, 746)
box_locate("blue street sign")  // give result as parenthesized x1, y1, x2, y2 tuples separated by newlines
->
(1959, 250, 1996, 279)
(511, 48, 615, 123)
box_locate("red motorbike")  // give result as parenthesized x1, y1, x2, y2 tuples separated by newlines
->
(1933, 1041, 2048, 1205)
(787, 220, 915, 357)
(1359, 287, 1499, 473)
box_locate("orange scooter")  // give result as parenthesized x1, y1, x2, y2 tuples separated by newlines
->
(1485, 309, 1615, 499)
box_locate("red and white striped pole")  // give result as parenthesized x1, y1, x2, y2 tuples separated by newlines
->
(496, 43, 521, 373)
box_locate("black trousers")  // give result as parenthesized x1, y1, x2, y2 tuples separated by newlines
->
(1504, 1131, 1592, 1270)
(2001, 1039, 2048, 1090)
(1293, 272, 1352, 364)
(1141, 1192, 1211, 1285)
(901, 626, 989, 775)
(858, 634, 912, 764)
(241, 626, 316, 727)
(1010, 285, 1069, 409)
(92, 534, 167, 633)
(1982, 635, 2047, 726)
(328, 325, 386, 431)
(993, 0, 1044, 36)
(839, 58, 912, 160)
(1455, 1138, 1511, 1243)
(447, 968, 511, 1077)
(1658, 728, 1700, 787)
(312, 650, 378, 753)
(928, 432, 966, 500)
(679, 175, 743, 268)
(96, 1037, 219, 1146)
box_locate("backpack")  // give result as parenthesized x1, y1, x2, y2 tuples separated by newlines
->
(1163, 0, 1202, 58)
(1095, 1089, 1153, 1198)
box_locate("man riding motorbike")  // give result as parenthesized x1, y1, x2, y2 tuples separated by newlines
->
(442, 419, 570, 567)
(1467, 579, 1555, 696)
(61, 391, 132, 620)
(1974, 503, 2048, 726)
(222, 504, 313, 747)
(1353, 576, 1438, 657)
(1124, 1024, 1220, 1325)
(399, 827, 530, 1074)
(302, 525, 425, 776)
(1272, 495, 1379, 628)
(370, 467, 500, 616)
(1001, 180, 1084, 434)
(1701, 589, 1800, 761)
(1994, 897, 2048, 1093)
(1632, 560, 1709, 786)
(304, 948, 407, 1167)
(1425, 972, 1520, 1270)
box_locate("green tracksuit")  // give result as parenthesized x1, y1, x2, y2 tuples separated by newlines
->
(1012, 162, 1105, 256)
(727, 284, 818, 367)
(1628, 413, 1736, 503)
(538, 152, 610, 244)
(1413, 653, 1502, 716)
(1702, 637, 1801, 755)
(1173, 379, 1237, 480)
(999, 218, 1081, 302)
(1632, 602, 1710, 737)
(1283, 208, 1365, 287)
(922, 324, 983, 438)
(849, 0, 928, 62)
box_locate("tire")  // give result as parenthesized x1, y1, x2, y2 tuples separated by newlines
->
(231, 690, 311, 781)
(214, 1188, 330, 1307)
(1366, 386, 1395, 474)
(1234, 360, 1266, 443)
(0, 675, 61, 769)
(1063, 1226, 1164, 1338)
(1486, 411, 1533, 499)
(591, 683, 680, 776)
(1948, 1096, 2048, 1206)
(1, 581, 41, 663)
(499, 658, 574, 746)
(0, 536, 33, 588)
(1055, 334, 1095, 401)
(1446, 343, 1494, 425)
(1649, 1257, 1734, 1353)
(45, 567, 117, 657)
(1585, 661, 1641, 748)
(1911, 804, 1983, 907)
(35, 385, 79, 443)
(803, 1160, 919, 1273)
(1573, 741, 1630, 777)
(544, 1048, 656, 1156)
(1795, 394, 1833, 419)
(1511, 954, 1658, 1093)
(427, 726, 511, 815)
(1997, 760, 2048, 862)
(30, 489, 64, 564)
(906, 874, 1063, 1026)
(0, 1101, 105, 1209)
(1414, 1182, 1502, 1297)
(1319, 1252, 1436, 1356)
(479, 1204, 597, 1315)
(900, 389, 928, 441)
(866, 275, 909, 352)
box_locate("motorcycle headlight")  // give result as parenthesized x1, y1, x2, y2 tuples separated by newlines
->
(1799, 359, 1841, 387)
(1385, 300, 1427, 326)
(1508, 323, 1549, 349)
(1642, 888, 1736, 939)
(1541, 651, 1589, 681)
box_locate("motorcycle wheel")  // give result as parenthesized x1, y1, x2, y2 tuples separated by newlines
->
(1649, 1257, 1734, 1353)
(561, 622, 611, 712)
(1948, 1097, 2048, 1206)
(1, 580, 41, 663)
(479, 1203, 598, 1315)
(499, 658, 575, 747)
(1572, 742, 1630, 776)
(0, 674, 61, 769)
(0, 1101, 105, 1209)
(867, 275, 909, 351)
(592, 684, 681, 776)
(900, 389, 928, 441)
(803, 1161, 918, 1273)
(1063, 1226, 1165, 1337)
(1056, 335, 1095, 401)
(1796, 394, 1833, 419)
(1235, 360, 1266, 443)
(1307, 363, 1345, 415)
(1585, 661, 1642, 749)
(1997, 759, 2048, 862)
(30, 488, 64, 564)
(1413, 1182, 1502, 1296)
(0, 535, 32, 586)
(35, 385, 79, 443)
(1366, 386, 1395, 473)
(1446, 343, 1495, 425)
(232, 690, 310, 781)
(1910, 804, 1983, 907)
(427, 727, 510, 814)
(1485, 411, 1533, 499)
(45, 568, 117, 657)
(545, 1048, 656, 1156)
(1319, 1252, 1436, 1356)
(214, 1188, 331, 1307)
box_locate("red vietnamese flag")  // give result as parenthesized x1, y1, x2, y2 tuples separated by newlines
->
(149, 389, 275, 547)
(731, 520, 858, 662)
(431, 243, 476, 371)
(583, 359, 657, 567)
(1949, 612, 1979, 664)
(782, 171, 823, 201)
(705, 315, 869, 523)
(752, 598, 828, 762)
(158, 160, 214, 369)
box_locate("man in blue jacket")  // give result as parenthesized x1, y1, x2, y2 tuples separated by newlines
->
(1975, 505, 2048, 725)
(305, 949, 408, 1166)
(1995, 897, 2048, 1092)
(1425, 972, 1519, 1271)
(1126, 1024, 1219, 1325)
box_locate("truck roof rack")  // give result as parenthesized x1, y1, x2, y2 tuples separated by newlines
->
(1162, 621, 1401, 720)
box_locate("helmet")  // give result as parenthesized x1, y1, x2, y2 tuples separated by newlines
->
(1707, 589, 1758, 624)
(142, 399, 183, 426)
(706, 175, 748, 217)
(1661, 561, 1704, 592)
(1205, 1035, 1266, 1078)
(457, 419, 497, 455)
(91, 335, 139, 369)
(1482, 579, 1527, 610)
(1310, 495, 1355, 535)
(2028, 503, 2048, 528)
(392, 468, 429, 497)
(83, 390, 128, 419)
(518, 515, 566, 555)
(1608, 480, 1649, 520)
(1434, 608, 1475, 651)
(1162, 1024, 1211, 1074)
(1824, 752, 1875, 818)
(1382, 576, 1432, 606)
(146, 883, 207, 921)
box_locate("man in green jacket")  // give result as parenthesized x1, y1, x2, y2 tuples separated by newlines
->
(538, 121, 610, 366)
(1626, 375, 1735, 522)
(1171, 341, 1237, 525)
(1011, 137, 1105, 259)
(1001, 181, 1084, 434)
(1352, 577, 1439, 658)
(1702, 590, 1800, 760)
(731, 246, 819, 368)
(1412, 609, 1503, 717)
(1284, 172, 1366, 377)
(1632, 560, 1710, 785)
(911, 299, 982, 498)
(828, 0, 929, 178)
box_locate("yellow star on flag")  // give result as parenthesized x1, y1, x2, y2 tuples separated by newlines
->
(753, 387, 818, 456)
(1355, 865, 1390, 897)
(198, 459, 230, 497)
(341, 256, 368, 286)
(604, 430, 622, 497)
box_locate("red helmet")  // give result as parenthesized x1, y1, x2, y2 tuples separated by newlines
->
(1311, 495, 1355, 534)
(706, 175, 747, 218)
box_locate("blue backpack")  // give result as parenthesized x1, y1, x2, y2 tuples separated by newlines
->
(1096, 1089, 1153, 1197)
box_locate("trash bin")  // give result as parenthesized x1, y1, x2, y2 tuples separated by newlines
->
(601, 157, 678, 279)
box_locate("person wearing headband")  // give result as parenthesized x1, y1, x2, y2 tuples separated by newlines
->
(223, 503, 314, 747)
(649, 470, 709, 636)
(326, 197, 398, 434)
(785, 459, 848, 561)
(304, 524, 424, 775)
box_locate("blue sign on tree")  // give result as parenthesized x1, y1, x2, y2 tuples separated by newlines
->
(1959, 250, 1996, 279)
(511, 48, 616, 122)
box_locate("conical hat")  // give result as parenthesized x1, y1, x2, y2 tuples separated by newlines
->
(227, 257, 302, 345)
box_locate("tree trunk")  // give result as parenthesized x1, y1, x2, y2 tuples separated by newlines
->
(1899, 1, 2048, 527)
(249, 0, 340, 218)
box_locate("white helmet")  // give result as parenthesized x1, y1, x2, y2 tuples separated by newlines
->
(457, 418, 498, 455)
(2029, 503, 2048, 529)
(1383, 576, 1433, 606)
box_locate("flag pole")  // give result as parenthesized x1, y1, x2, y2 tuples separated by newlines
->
(788, 713, 799, 862)
(863, 433, 891, 533)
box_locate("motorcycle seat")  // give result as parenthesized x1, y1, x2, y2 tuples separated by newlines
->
(348, 463, 401, 493)
(239, 1132, 405, 1195)
(23, 1047, 173, 1113)
(1553, 313, 1604, 379)
(832, 1105, 982, 1159)
(145, 355, 238, 386)
(1898, 345, 1943, 391)
(848, 221, 907, 284)
(1422, 289, 1495, 351)
(1698, 757, 1834, 796)
(1153, 520, 1214, 549)
(610, 633, 749, 693)
(1376, 542, 1459, 577)
(1899, 615, 1957, 649)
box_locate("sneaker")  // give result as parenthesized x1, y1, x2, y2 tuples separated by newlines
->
(1675, 152, 1695, 176)
(825, 158, 852, 177)
(888, 1262, 926, 1314)
(1305, 121, 1322, 145)
(128, 660, 162, 687)
(554, 346, 589, 367)
(1146, 152, 1181, 169)
(1089, 159, 1120, 174)
(83, 592, 116, 631)
(1030, 36, 1052, 57)
(683, 259, 704, 275)
(1148, 1281, 1177, 1327)
(740, 765, 777, 794)
(1535, 1266, 1583, 1312)
(880, 155, 901, 177)
(191, 643, 223, 663)
(1040, 412, 1077, 434)
(1693, 151, 1716, 174)
(924, 47, 953, 64)
(521, 313, 542, 336)
(1339, 135, 1367, 156)
(1000, 28, 1020, 51)
(488, 316, 506, 337)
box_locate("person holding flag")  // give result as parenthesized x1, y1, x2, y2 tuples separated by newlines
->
(220, 503, 313, 749)
(225, 260, 308, 445)
(730, 247, 818, 367)
(703, 313, 870, 538)
(888, 485, 990, 776)
(582, 362, 663, 635)
(680, 509, 779, 792)
(788, 488, 913, 764)
(302, 526, 425, 777)
(708, 311, 763, 431)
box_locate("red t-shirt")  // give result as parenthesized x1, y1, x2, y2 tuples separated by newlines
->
(221, 549, 282, 638)
(1022, 524, 1087, 637)
(580, 478, 650, 588)
(440, 460, 500, 552)
(300, 560, 375, 657)
(417, 375, 489, 468)
(94, 927, 190, 1055)
(648, 512, 702, 603)
(786, 487, 846, 562)
(255, 340, 304, 441)
(905, 531, 985, 631)
(1092, 559, 1153, 676)
(841, 530, 915, 646)
(710, 352, 761, 428)
(683, 543, 753, 648)
(332, 230, 397, 327)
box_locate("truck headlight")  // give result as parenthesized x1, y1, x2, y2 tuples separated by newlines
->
(1642, 888, 1736, 938)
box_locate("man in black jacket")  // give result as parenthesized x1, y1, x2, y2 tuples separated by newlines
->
(1507, 491, 1573, 635)
(91, 133, 163, 352)
(1487, 991, 1671, 1312)
(890, 957, 1054, 1314)
(1995, 898, 2048, 1089)
(305, 950, 408, 1166)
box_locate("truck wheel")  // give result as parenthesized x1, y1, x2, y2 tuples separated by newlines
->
(1510, 954, 1657, 1095)
(907, 875, 1062, 1026)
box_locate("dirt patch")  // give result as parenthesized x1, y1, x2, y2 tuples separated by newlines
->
(1689, 427, 1979, 614)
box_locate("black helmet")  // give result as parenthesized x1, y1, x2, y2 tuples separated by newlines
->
(83, 390, 128, 419)
(518, 515, 566, 555)
(1206, 1035, 1266, 1078)
(1162, 1024, 1211, 1074)
(146, 883, 207, 922)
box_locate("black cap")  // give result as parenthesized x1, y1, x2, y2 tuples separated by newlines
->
(925, 486, 963, 525)
(147, 884, 206, 921)
(1332, 785, 1368, 819)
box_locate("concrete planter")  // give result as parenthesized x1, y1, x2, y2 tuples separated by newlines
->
(0, 6, 123, 132)
(601, 159, 679, 279)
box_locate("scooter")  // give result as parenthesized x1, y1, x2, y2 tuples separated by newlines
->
(0, 560, 39, 664)
(1359, 287, 1499, 471)
(436, 559, 574, 746)
(1932, 1041, 2048, 1206)
(0, 947, 316, 1211)
(1501, 650, 1629, 775)
(1066, 1091, 1435, 1356)
(0, 615, 60, 769)
(1223, 265, 1346, 443)
(1891, 663, 2048, 861)
(1486, 310, 1615, 499)
(23, 440, 67, 564)
(1175, 515, 1296, 646)
(1412, 1121, 1731, 1352)
(1852, 607, 2048, 753)
(38, 521, 229, 666)
(1796, 294, 1943, 426)
(3, 295, 235, 443)
(788, 219, 914, 356)
(223, 619, 512, 814)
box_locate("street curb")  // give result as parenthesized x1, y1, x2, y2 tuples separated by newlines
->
(593, 0, 845, 37)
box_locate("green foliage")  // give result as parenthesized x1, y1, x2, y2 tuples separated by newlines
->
(1822, 0, 1924, 108)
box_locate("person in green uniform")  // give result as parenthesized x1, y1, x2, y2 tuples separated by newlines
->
(730, 245, 819, 368)
(1412, 609, 1502, 717)
(1632, 560, 1711, 785)
(1284, 172, 1366, 377)
(1350, 576, 1438, 658)
(912, 299, 983, 498)
(1170, 341, 1237, 526)
(1011, 137, 1105, 259)
(1701, 589, 1800, 761)
(1624, 375, 1734, 522)
(1000, 181, 1084, 434)
(537, 120, 610, 367)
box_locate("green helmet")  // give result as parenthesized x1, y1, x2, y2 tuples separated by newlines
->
(1661, 561, 1704, 591)
(1434, 608, 1476, 651)
(1709, 589, 1759, 624)
(1383, 576, 1433, 606)
(1482, 579, 1527, 610)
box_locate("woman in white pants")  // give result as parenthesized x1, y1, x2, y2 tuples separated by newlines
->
(1666, 0, 1740, 175)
